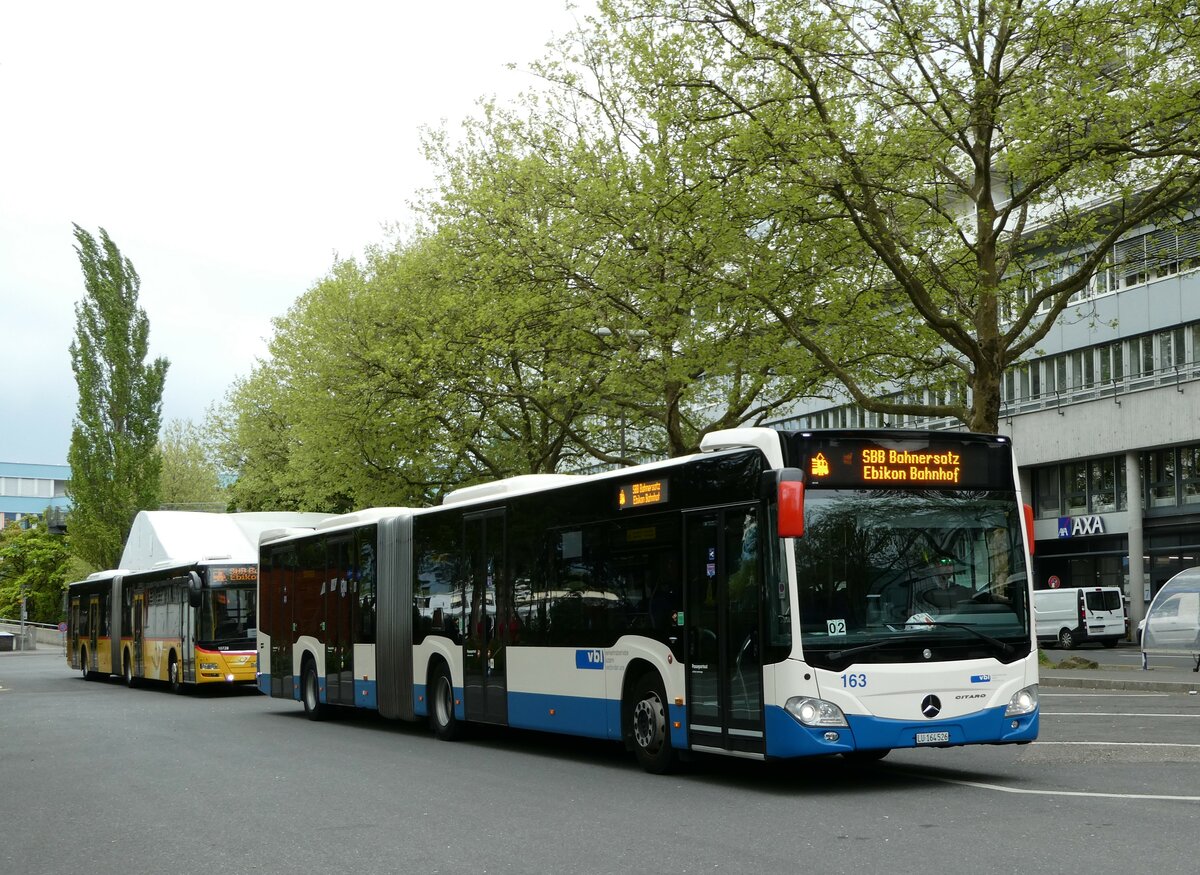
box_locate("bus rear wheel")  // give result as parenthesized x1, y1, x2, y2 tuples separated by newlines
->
(302, 661, 327, 721)
(79, 647, 90, 680)
(628, 673, 677, 774)
(429, 663, 461, 741)
(123, 652, 137, 688)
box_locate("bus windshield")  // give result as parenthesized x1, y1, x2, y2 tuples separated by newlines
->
(198, 582, 257, 649)
(793, 489, 1030, 671)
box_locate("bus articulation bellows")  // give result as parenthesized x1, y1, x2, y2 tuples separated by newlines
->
(257, 427, 1039, 772)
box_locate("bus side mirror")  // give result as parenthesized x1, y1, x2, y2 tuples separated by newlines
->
(1023, 504, 1035, 556)
(776, 468, 805, 539)
(187, 571, 203, 608)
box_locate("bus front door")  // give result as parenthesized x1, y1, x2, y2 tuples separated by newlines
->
(268, 548, 296, 698)
(684, 506, 765, 756)
(463, 509, 508, 725)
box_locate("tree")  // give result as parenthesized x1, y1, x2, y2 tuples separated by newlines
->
(158, 419, 226, 510)
(625, 0, 1200, 432)
(67, 225, 169, 570)
(0, 517, 77, 624)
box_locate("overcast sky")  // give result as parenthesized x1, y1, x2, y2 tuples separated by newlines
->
(0, 1, 585, 465)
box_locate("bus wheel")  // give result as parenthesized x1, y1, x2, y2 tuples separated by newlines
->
(123, 653, 137, 688)
(79, 647, 90, 680)
(168, 654, 184, 694)
(629, 673, 677, 774)
(429, 663, 462, 741)
(842, 748, 891, 763)
(1058, 628, 1076, 650)
(301, 660, 327, 721)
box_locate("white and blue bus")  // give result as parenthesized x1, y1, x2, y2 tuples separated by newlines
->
(256, 427, 1039, 772)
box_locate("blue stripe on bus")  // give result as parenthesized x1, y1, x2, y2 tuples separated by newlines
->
(764, 703, 1039, 757)
(505, 692, 689, 746)
(354, 678, 377, 709)
(508, 690, 616, 738)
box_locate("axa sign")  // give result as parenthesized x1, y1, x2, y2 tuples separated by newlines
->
(1058, 515, 1105, 538)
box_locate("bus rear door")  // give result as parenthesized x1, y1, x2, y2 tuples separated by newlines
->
(684, 506, 765, 756)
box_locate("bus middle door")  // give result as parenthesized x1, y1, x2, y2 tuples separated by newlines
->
(132, 591, 145, 678)
(87, 596, 100, 674)
(463, 509, 508, 725)
(325, 535, 356, 706)
(683, 506, 765, 756)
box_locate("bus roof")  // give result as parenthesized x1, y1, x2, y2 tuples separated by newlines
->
(120, 511, 334, 571)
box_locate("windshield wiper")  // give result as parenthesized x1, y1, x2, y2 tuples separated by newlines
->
(910, 620, 1016, 656)
(826, 622, 1016, 664)
(827, 638, 905, 663)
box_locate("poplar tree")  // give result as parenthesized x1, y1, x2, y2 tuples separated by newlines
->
(67, 225, 169, 570)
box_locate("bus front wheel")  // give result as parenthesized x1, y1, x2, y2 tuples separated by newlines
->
(123, 652, 137, 688)
(628, 673, 677, 775)
(429, 663, 462, 741)
(168, 654, 184, 694)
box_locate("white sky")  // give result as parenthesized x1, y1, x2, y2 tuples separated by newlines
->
(0, 1, 587, 465)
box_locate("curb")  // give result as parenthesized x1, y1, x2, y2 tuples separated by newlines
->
(1041, 674, 1200, 693)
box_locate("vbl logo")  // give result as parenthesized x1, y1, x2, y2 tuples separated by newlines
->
(576, 649, 604, 670)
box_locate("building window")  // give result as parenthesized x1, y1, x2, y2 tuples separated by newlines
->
(1063, 462, 1088, 515)
(1089, 457, 1118, 513)
(1148, 449, 1177, 508)
(1159, 327, 1185, 371)
(1181, 445, 1200, 506)
(1114, 236, 1148, 288)
(1035, 467, 1060, 519)
(1099, 342, 1123, 385)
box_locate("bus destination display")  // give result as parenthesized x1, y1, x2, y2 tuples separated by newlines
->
(801, 439, 1005, 490)
(618, 478, 669, 509)
(210, 566, 257, 583)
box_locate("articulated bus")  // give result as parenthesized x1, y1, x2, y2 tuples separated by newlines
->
(257, 427, 1039, 772)
(66, 510, 332, 691)
(67, 562, 263, 690)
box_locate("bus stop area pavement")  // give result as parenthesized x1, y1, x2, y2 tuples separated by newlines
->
(1040, 661, 1200, 693)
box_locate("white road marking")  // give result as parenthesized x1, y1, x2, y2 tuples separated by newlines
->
(1041, 692, 1168, 698)
(898, 769, 1200, 802)
(1035, 741, 1200, 748)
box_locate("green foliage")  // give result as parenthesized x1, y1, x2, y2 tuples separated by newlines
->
(158, 419, 226, 510)
(66, 225, 169, 569)
(215, 0, 1200, 506)
(631, 0, 1200, 431)
(0, 517, 74, 624)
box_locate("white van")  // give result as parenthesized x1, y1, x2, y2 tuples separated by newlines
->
(1034, 586, 1126, 649)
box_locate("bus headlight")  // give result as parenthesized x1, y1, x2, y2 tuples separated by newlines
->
(1004, 684, 1038, 717)
(785, 696, 848, 728)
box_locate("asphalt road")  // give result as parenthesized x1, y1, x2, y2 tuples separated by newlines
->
(2, 650, 1198, 875)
